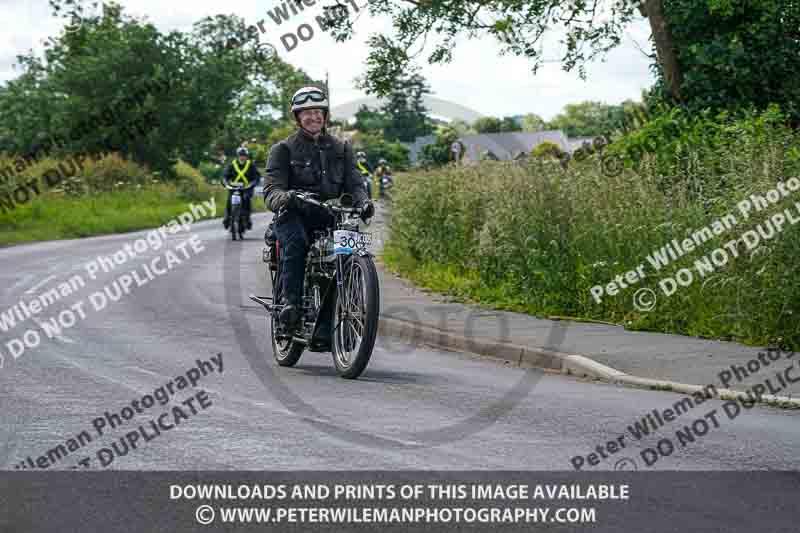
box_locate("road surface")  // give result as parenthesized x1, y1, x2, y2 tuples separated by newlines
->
(1, 212, 798, 472)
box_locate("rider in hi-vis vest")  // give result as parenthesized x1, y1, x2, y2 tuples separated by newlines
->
(223, 146, 261, 230)
(355, 151, 373, 199)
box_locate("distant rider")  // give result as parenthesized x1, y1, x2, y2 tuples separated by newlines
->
(264, 86, 374, 332)
(355, 151, 373, 199)
(223, 146, 260, 230)
(374, 158, 393, 199)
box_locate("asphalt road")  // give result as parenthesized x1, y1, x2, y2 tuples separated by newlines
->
(1, 211, 799, 472)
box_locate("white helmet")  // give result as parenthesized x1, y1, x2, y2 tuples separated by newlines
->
(291, 86, 329, 116)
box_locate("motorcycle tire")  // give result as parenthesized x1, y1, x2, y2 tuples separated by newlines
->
(330, 253, 380, 379)
(270, 260, 304, 367)
(231, 204, 241, 241)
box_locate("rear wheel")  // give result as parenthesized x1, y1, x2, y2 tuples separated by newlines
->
(331, 254, 380, 379)
(270, 258, 304, 366)
(270, 315, 304, 366)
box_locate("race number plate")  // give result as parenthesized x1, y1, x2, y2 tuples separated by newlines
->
(231, 194, 242, 205)
(334, 230, 371, 255)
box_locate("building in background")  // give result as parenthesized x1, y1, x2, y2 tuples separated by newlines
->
(458, 131, 570, 163)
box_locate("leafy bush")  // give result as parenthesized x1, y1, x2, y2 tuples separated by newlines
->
(355, 131, 410, 170)
(198, 161, 223, 183)
(606, 105, 798, 197)
(531, 141, 565, 159)
(174, 160, 214, 201)
(1, 152, 149, 197)
(418, 125, 462, 168)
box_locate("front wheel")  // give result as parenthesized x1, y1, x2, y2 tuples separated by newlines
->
(231, 204, 241, 241)
(331, 254, 380, 379)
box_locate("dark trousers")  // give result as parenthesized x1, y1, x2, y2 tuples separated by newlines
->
(274, 209, 333, 306)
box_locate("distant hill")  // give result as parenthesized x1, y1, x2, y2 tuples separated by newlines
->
(330, 96, 485, 123)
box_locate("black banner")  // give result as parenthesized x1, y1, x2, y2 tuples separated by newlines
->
(1, 472, 798, 532)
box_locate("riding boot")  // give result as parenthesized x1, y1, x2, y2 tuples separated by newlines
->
(279, 302, 301, 334)
(223, 197, 231, 229)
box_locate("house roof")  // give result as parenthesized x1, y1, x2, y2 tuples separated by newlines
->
(460, 131, 571, 161)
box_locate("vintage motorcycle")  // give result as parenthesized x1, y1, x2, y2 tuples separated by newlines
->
(225, 183, 247, 241)
(253, 193, 379, 379)
(380, 173, 394, 200)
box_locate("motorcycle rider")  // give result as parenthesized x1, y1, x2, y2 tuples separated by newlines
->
(374, 158, 393, 199)
(264, 86, 374, 332)
(223, 146, 260, 230)
(355, 151, 373, 199)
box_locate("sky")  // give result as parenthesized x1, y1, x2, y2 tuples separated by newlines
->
(0, 0, 657, 121)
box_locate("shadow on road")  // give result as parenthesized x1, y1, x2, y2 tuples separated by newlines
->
(285, 364, 433, 385)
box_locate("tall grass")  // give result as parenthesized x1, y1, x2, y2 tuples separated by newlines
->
(385, 109, 800, 348)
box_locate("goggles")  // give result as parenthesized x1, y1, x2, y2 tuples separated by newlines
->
(292, 90, 326, 105)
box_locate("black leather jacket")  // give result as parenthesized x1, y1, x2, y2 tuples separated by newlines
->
(264, 129, 368, 213)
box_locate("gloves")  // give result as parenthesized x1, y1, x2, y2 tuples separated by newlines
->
(360, 200, 375, 221)
(284, 190, 299, 211)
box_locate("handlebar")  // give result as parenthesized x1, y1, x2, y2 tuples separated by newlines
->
(224, 181, 259, 191)
(295, 192, 365, 215)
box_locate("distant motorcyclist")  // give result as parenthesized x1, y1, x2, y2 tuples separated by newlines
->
(264, 86, 373, 333)
(374, 158, 393, 199)
(223, 146, 260, 230)
(355, 151, 373, 199)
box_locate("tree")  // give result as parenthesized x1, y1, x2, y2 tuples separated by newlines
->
(500, 116, 522, 132)
(192, 14, 320, 154)
(546, 101, 624, 138)
(327, 0, 800, 123)
(419, 124, 461, 167)
(521, 113, 546, 132)
(1, 3, 320, 174)
(448, 118, 476, 136)
(381, 72, 433, 142)
(325, 1, 679, 100)
(473, 116, 522, 133)
(661, 0, 800, 123)
(353, 105, 390, 133)
(473, 117, 502, 134)
(356, 131, 410, 170)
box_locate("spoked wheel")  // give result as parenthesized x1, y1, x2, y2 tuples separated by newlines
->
(270, 314, 304, 366)
(331, 254, 380, 379)
(269, 260, 304, 366)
